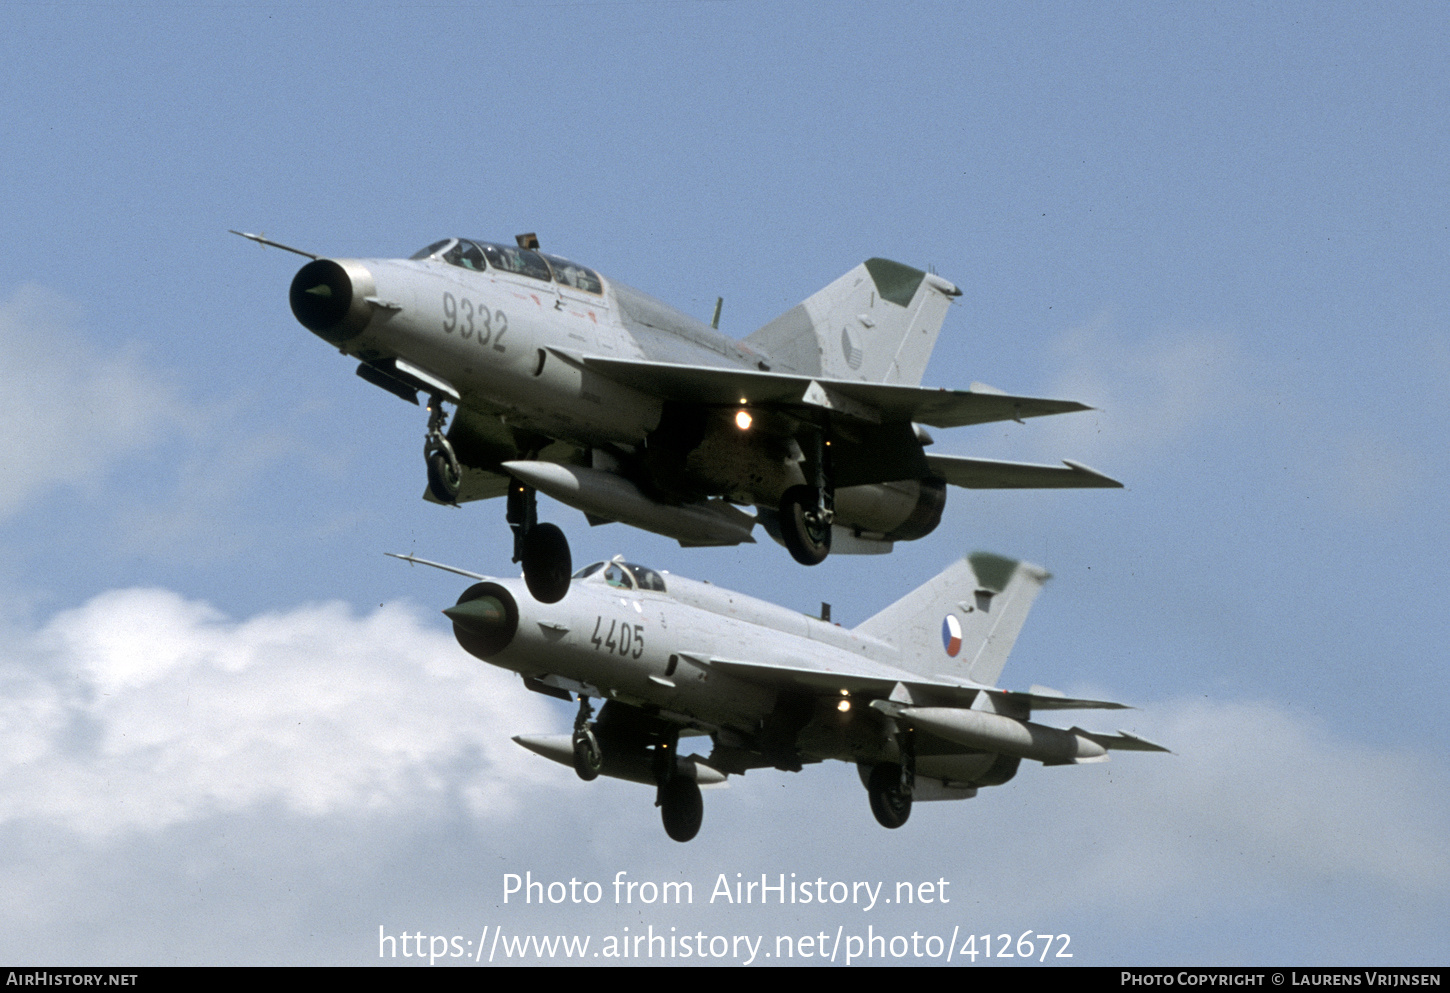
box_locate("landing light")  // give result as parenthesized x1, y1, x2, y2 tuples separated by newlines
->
(837, 699, 851, 713)
(734, 409, 752, 431)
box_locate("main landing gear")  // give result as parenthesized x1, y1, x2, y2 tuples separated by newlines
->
(867, 762, 913, 828)
(866, 728, 915, 829)
(779, 485, 832, 565)
(570, 702, 704, 842)
(508, 476, 572, 604)
(654, 731, 703, 843)
(779, 428, 834, 566)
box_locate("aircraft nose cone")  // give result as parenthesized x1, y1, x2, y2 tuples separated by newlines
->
(445, 582, 519, 659)
(289, 258, 375, 344)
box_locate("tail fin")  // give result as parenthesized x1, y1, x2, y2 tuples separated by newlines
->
(745, 259, 961, 386)
(854, 552, 1049, 686)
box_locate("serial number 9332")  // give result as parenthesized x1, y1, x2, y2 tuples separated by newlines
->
(442, 292, 508, 352)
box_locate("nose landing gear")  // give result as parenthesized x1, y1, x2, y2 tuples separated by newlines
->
(420, 396, 572, 604)
(424, 395, 462, 504)
(571, 697, 602, 781)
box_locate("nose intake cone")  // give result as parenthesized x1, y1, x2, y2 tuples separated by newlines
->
(445, 582, 519, 659)
(289, 258, 375, 344)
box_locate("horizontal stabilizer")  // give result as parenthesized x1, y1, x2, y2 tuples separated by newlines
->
(982, 686, 1134, 712)
(1074, 729, 1173, 754)
(926, 454, 1122, 489)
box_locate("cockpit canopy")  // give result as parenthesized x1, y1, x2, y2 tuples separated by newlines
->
(410, 238, 602, 294)
(572, 559, 667, 592)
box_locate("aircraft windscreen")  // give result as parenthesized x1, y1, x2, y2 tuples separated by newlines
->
(481, 243, 551, 281)
(572, 561, 664, 591)
(442, 239, 486, 271)
(624, 563, 666, 592)
(542, 253, 602, 295)
(410, 239, 455, 260)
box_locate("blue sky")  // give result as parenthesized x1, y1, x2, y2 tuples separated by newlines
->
(1, 1, 1446, 966)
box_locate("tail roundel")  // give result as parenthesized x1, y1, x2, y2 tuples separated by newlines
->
(745, 259, 961, 386)
(854, 552, 1050, 686)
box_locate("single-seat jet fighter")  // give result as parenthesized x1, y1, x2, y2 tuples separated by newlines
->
(401, 549, 1167, 842)
(241, 230, 1120, 603)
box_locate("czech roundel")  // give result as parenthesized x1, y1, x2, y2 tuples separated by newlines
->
(941, 614, 962, 657)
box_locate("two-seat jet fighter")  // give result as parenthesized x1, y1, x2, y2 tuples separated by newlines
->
(400, 549, 1167, 842)
(241, 230, 1120, 603)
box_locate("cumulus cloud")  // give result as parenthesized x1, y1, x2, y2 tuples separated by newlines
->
(0, 588, 560, 837)
(0, 585, 1445, 963)
(1030, 696, 1450, 903)
(0, 286, 187, 518)
(1326, 430, 1423, 516)
(1027, 318, 1241, 468)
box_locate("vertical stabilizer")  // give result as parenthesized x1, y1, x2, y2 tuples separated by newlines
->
(745, 259, 961, 385)
(854, 553, 1049, 686)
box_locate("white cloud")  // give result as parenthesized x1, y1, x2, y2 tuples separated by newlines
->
(961, 695, 1450, 924)
(0, 585, 1445, 963)
(0, 588, 560, 837)
(1326, 430, 1423, 516)
(1028, 318, 1241, 468)
(0, 285, 187, 518)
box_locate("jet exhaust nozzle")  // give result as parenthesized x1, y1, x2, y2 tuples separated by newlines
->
(290, 258, 376, 344)
(445, 582, 519, 659)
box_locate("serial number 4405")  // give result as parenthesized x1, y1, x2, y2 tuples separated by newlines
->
(590, 617, 644, 659)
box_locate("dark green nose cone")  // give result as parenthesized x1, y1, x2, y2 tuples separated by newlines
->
(445, 582, 518, 658)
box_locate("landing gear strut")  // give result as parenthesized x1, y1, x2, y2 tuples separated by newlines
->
(571, 696, 601, 782)
(780, 427, 834, 565)
(779, 485, 832, 565)
(867, 727, 915, 829)
(654, 731, 703, 843)
(507, 476, 572, 604)
(423, 395, 462, 504)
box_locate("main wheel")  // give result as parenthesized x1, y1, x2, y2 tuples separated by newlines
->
(572, 727, 602, 782)
(660, 777, 703, 843)
(867, 762, 912, 829)
(779, 485, 831, 565)
(520, 522, 572, 604)
(426, 450, 462, 503)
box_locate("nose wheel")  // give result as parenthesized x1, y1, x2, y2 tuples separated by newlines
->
(571, 697, 602, 781)
(424, 395, 462, 504)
